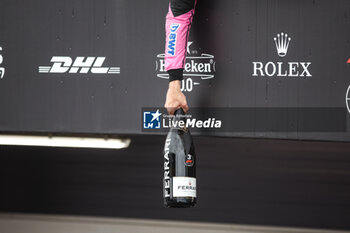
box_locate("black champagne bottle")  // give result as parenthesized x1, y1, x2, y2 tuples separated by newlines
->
(163, 108, 197, 208)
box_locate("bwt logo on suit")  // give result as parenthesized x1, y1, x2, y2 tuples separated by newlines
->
(0, 46, 5, 79)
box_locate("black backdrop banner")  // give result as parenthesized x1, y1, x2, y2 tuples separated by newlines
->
(0, 0, 350, 141)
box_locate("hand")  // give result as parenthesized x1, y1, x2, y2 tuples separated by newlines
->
(164, 80, 189, 115)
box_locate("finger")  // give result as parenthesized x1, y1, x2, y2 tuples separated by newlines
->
(166, 106, 176, 116)
(182, 104, 189, 113)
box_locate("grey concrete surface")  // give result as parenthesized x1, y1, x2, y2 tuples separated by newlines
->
(0, 213, 349, 233)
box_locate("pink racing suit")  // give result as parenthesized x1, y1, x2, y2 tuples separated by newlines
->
(165, 0, 197, 82)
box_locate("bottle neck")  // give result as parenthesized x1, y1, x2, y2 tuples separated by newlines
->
(172, 108, 188, 131)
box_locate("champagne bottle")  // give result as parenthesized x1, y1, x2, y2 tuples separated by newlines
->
(163, 108, 197, 208)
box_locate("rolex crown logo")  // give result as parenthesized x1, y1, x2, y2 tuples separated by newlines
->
(274, 32, 291, 57)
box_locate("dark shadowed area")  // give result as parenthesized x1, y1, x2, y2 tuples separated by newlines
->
(1, 135, 350, 230)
